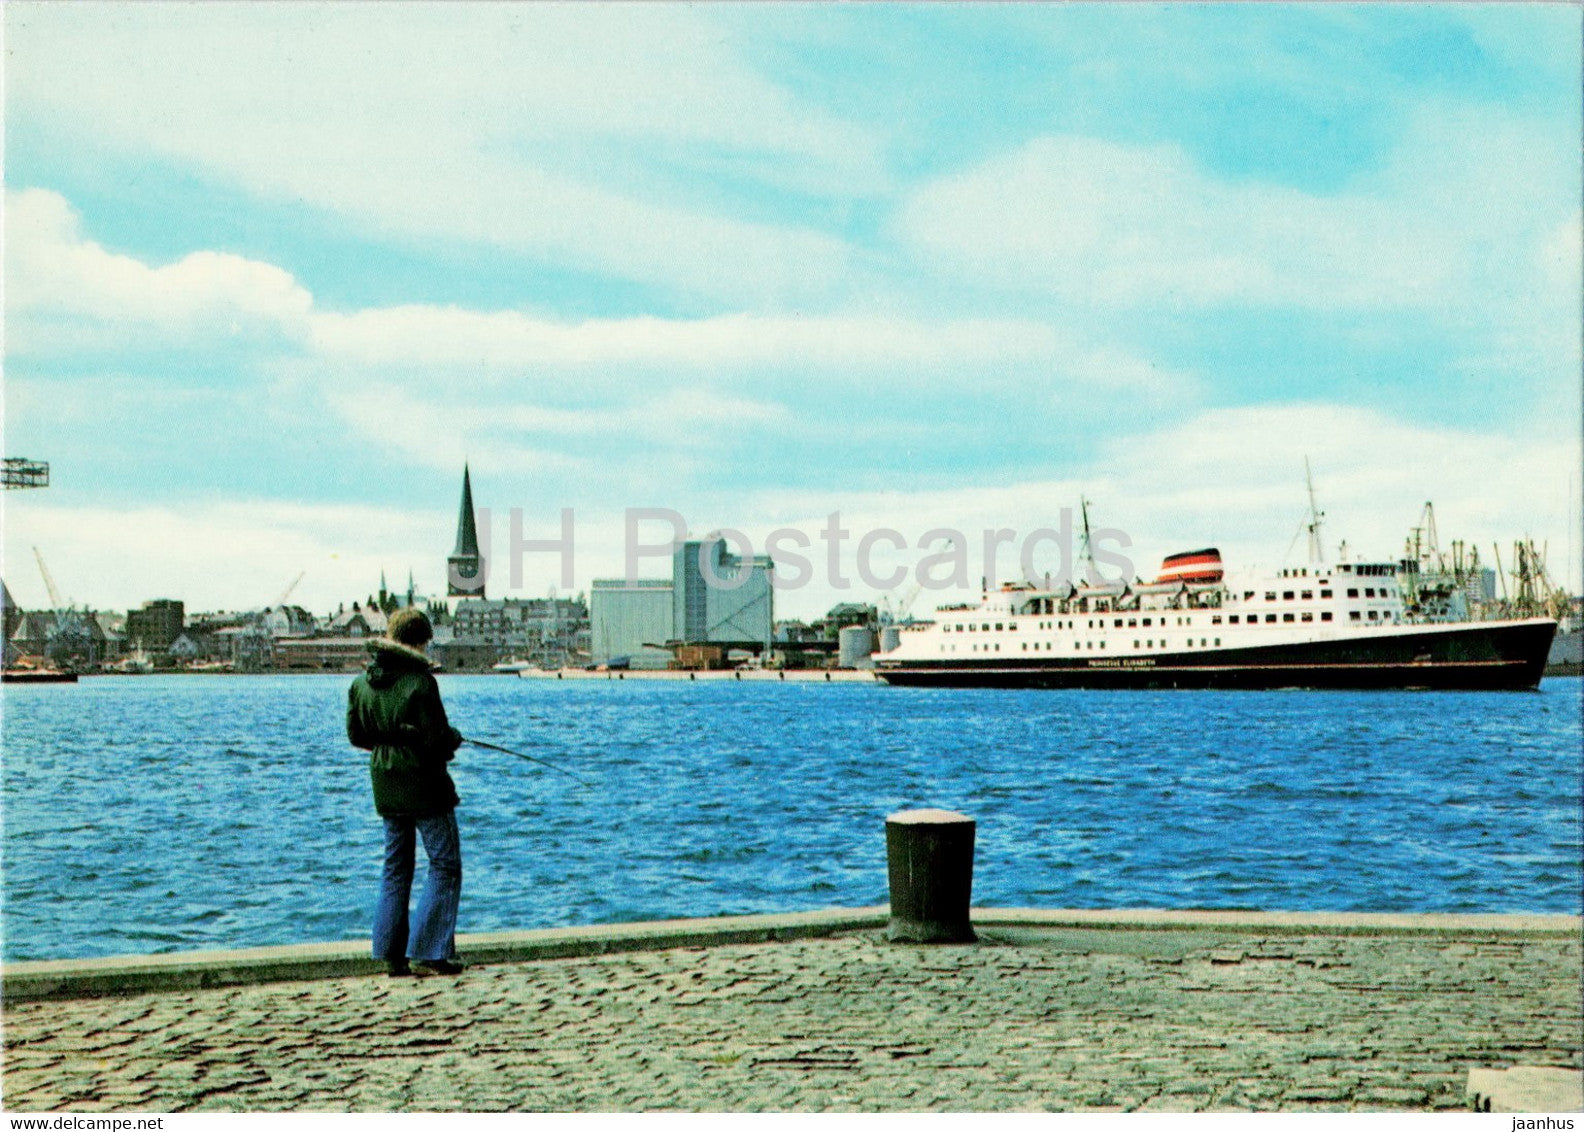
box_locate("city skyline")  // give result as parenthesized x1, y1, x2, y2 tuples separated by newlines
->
(4, 3, 1580, 620)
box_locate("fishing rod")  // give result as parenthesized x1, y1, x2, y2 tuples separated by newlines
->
(461, 737, 592, 785)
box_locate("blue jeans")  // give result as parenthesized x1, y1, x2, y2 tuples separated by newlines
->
(372, 810, 462, 963)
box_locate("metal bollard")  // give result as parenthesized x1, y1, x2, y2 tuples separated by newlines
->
(885, 808, 977, 943)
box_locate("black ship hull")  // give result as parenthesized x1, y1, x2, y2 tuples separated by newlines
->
(876, 619, 1557, 691)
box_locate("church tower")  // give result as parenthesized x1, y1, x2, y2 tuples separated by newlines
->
(447, 464, 485, 597)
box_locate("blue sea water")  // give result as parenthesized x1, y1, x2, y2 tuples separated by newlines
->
(2, 674, 1580, 962)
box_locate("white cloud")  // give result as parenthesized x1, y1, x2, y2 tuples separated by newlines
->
(7, 401, 1575, 619)
(321, 386, 790, 477)
(895, 105, 1577, 317)
(2, 499, 449, 616)
(310, 305, 1196, 401)
(4, 189, 312, 357)
(661, 402, 1584, 615)
(5, 5, 883, 305)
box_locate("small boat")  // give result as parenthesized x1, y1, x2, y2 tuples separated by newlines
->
(112, 647, 154, 675)
(1, 666, 78, 684)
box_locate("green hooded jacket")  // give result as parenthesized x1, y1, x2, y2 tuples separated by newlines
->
(347, 638, 463, 818)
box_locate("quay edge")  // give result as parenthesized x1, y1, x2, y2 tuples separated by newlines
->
(5, 907, 1578, 1002)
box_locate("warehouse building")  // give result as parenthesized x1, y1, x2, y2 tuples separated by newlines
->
(590, 536, 775, 663)
(589, 579, 675, 664)
(672, 537, 773, 652)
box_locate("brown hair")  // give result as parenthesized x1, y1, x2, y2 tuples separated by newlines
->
(387, 608, 433, 648)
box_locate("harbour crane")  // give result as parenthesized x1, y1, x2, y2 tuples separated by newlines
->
(32, 547, 64, 611)
(3, 458, 50, 490)
(276, 571, 306, 607)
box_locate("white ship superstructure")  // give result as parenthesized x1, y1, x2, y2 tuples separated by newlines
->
(879, 548, 1555, 690)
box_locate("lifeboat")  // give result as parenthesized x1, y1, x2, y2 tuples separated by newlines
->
(1132, 580, 1188, 597)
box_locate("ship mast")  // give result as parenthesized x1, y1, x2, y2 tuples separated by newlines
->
(1304, 458, 1325, 565)
(1078, 496, 1097, 585)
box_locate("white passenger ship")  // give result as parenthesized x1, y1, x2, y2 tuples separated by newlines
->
(876, 548, 1556, 691)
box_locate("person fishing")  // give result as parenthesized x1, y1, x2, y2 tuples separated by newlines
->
(346, 608, 466, 977)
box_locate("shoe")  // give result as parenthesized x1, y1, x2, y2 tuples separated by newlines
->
(386, 959, 415, 977)
(415, 958, 465, 976)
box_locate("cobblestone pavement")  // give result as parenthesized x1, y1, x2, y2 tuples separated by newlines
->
(3, 926, 1579, 1112)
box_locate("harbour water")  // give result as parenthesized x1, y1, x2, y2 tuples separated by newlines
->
(3, 675, 1580, 962)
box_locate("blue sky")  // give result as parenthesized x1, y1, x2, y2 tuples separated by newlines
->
(4, 3, 1580, 618)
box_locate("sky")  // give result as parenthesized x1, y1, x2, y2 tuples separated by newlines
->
(4, 2, 1581, 621)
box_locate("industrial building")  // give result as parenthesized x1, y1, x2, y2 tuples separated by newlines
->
(673, 537, 774, 651)
(590, 579, 674, 663)
(587, 536, 775, 665)
(125, 599, 185, 653)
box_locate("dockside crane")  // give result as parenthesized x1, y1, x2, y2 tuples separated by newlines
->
(276, 571, 306, 608)
(3, 458, 50, 490)
(32, 547, 65, 611)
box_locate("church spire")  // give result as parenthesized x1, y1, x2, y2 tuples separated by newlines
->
(447, 464, 485, 597)
(453, 464, 480, 557)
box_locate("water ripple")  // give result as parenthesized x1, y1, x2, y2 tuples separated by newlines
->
(2, 674, 1580, 961)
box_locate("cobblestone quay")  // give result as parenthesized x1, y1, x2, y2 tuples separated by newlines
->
(3, 910, 1579, 1113)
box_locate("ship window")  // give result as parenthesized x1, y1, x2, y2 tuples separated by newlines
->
(1212, 615, 1222, 625)
(1265, 592, 1277, 601)
(1347, 588, 1359, 598)
(968, 624, 976, 632)
(1086, 641, 1092, 649)
(1114, 619, 1123, 628)
(1185, 639, 1192, 648)
(1283, 613, 1295, 622)
(1368, 611, 1378, 620)
(1321, 612, 1333, 622)
(1244, 591, 1255, 601)
(1133, 640, 1140, 648)
(1283, 591, 1295, 601)
(1265, 614, 1277, 623)
(1075, 642, 1081, 650)
(1008, 623, 1016, 631)
(1365, 588, 1375, 598)
(1100, 641, 1105, 649)
(1321, 590, 1332, 599)
(1021, 642, 1027, 651)
(995, 623, 1003, 631)
(1350, 611, 1362, 621)
(1214, 638, 1220, 646)
(1128, 618, 1137, 628)
(1301, 612, 1313, 622)
(995, 644, 1001, 651)
(1301, 591, 1313, 600)
(1229, 615, 1239, 624)
(1143, 618, 1152, 627)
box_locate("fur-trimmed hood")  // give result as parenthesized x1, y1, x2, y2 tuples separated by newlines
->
(363, 636, 438, 687)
